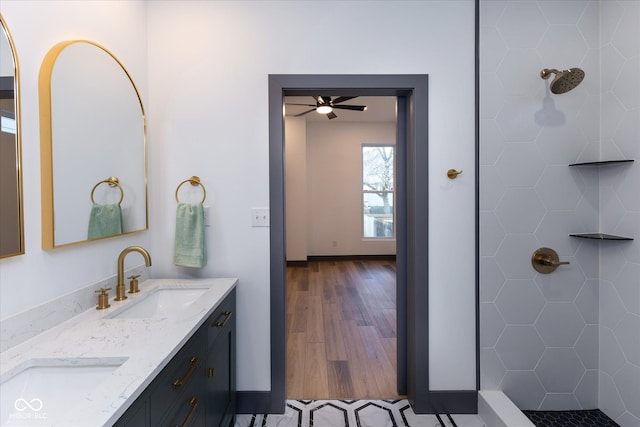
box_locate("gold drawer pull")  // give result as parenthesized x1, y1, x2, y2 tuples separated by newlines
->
(208, 368, 216, 378)
(176, 396, 199, 427)
(172, 357, 199, 388)
(214, 311, 233, 328)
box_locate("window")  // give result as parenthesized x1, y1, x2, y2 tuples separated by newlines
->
(362, 145, 394, 238)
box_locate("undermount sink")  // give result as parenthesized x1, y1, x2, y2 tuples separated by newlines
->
(106, 287, 209, 319)
(0, 358, 125, 426)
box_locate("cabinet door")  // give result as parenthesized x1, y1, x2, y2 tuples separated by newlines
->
(206, 320, 236, 427)
(159, 394, 205, 427)
(150, 329, 207, 426)
(208, 292, 235, 344)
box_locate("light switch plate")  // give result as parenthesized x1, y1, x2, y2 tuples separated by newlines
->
(251, 208, 270, 227)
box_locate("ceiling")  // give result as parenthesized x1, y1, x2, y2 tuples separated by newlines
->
(283, 96, 397, 122)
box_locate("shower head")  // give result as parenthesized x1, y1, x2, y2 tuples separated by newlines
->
(540, 68, 585, 94)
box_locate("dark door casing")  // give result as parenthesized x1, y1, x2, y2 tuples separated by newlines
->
(268, 74, 429, 413)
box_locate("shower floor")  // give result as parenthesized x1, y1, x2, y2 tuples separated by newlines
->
(522, 409, 619, 427)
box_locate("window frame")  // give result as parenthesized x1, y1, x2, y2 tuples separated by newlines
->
(361, 143, 396, 240)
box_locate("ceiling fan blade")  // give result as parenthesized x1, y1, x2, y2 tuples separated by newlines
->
(285, 103, 316, 107)
(327, 111, 338, 120)
(332, 104, 367, 111)
(332, 96, 358, 104)
(294, 109, 316, 117)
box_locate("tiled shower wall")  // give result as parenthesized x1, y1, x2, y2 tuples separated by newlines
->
(597, 1, 640, 426)
(479, 1, 639, 425)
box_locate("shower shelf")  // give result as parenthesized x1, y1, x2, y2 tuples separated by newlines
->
(569, 233, 634, 241)
(568, 160, 635, 241)
(569, 159, 634, 167)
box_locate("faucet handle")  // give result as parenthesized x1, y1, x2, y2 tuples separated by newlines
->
(128, 275, 141, 294)
(95, 288, 112, 310)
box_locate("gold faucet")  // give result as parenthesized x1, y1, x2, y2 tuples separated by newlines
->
(115, 246, 152, 301)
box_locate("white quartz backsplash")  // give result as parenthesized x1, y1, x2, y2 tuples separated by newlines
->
(0, 266, 149, 352)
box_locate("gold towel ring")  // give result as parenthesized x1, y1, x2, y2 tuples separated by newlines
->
(175, 176, 206, 204)
(91, 176, 124, 205)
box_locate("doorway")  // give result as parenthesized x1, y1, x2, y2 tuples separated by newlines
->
(269, 74, 429, 413)
(283, 95, 400, 399)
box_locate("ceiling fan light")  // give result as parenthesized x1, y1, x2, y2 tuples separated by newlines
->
(316, 105, 333, 114)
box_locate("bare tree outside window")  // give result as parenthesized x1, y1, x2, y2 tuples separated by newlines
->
(362, 145, 394, 238)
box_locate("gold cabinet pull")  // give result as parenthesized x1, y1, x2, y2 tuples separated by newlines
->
(208, 368, 216, 378)
(176, 396, 200, 427)
(214, 311, 233, 328)
(172, 357, 199, 388)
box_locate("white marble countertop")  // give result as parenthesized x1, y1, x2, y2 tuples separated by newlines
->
(0, 277, 237, 427)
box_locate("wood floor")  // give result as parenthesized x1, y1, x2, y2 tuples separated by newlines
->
(286, 259, 403, 400)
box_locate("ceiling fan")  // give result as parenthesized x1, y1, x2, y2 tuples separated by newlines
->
(286, 96, 367, 120)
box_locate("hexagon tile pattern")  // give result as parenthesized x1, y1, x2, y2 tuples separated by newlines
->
(523, 409, 619, 426)
(480, 1, 640, 424)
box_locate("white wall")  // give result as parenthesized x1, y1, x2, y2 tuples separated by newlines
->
(147, 0, 476, 393)
(285, 117, 308, 261)
(285, 119, 398, 259)
(306, 121, 397, 256)
(0, 1, 150, 319)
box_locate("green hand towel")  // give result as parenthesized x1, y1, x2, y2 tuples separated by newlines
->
(88, 203, 123, 239)
(174, 203, 207, 268)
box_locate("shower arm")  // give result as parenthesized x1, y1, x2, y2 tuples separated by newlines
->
(540, 69, 559, 79)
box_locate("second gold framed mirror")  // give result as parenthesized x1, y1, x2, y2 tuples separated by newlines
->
(39, 40, 148, 249)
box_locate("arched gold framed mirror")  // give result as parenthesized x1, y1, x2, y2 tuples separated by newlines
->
(0, 13, 25, 258)
(39, 40, 148, 248)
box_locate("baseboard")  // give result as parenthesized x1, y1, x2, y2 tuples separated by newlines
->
(412, 390, 478, 414)
(286, 255, 397, 266)
(307, 254, 397, 262)
(236, 391, 273, 414)
(286, 260, 308, 267)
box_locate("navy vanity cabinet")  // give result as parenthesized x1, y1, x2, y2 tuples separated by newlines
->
(114, 328, 207, 427)
(205, 290, 236, 427)
(152, 329, 207, 427)
(114, 289, 236, 427)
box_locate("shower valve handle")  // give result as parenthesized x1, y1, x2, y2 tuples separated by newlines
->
(533, 254, 569, 266)
(531, 247, 569, 274)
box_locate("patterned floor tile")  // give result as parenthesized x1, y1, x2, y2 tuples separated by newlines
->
(234, 400, 485, 427)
